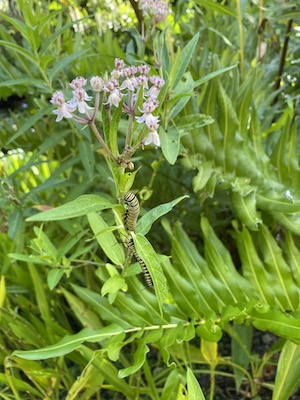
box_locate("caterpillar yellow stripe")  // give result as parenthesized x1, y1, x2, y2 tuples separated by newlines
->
(125, 235, 153, 288)
(124, 192, 140, 232)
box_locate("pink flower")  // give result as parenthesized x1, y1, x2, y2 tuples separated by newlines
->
(107, 88, 123, 107)
(69, 88, 93, 114)
(119, 77, 137, 91)
(144, 129, 160, 147)
(69, 76, 87, 90)
(50, 91, 76, 122)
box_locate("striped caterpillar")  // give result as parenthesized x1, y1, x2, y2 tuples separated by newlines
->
(124, 192, 140, 232)
(125, 235, 153, 288)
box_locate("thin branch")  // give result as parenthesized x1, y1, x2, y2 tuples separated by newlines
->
(129, 0, 143, 28)
(272, 19, 293, 106)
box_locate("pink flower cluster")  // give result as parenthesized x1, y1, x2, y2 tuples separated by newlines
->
(50, 58, 165, 147)
(139, 0, 171, 24)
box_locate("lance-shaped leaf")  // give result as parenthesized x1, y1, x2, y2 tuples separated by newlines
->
(201, 217, 251, 304)
(251, 308, 300, 342)
(284, 232, 300, 286)
(160, 124, 181, 165)
(273, 340, 300, 400)
(118, 328, 163, 378)
(136, 195, 189, 235)
(12, 324, 123, 360)
(256, 193, 300, 213)
(169, 32, 199, 90)
(235, 225, 273, 305)
(87, 212, 125, 265)
(187, 368, 207, 400)
(258, 225, 299, 311)
(27, 194, 116, 221)
(230, 179, 262, 230)
(133, 234, 169, 315)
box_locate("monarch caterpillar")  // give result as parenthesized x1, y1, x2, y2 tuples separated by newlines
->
(124, 192, 140, 232)
(125, 235, 154, 288)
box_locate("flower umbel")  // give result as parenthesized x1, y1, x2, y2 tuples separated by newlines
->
(139, 0, 171, 24)
(50, 57, 166, 163)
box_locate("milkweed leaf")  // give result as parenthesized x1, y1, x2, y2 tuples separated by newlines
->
(27, 195, 116, 221)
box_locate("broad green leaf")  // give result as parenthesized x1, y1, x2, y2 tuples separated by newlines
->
(187, 368, 206, 400)
(87, 212, 125, 265)
(230, 324, 252, 390)
(47, 268, 64, 290)
(160, 125, 180, 165)
(12, 324, 123, 360)
(33, 226, 58, 260)
(133, 234, 168, 315)
(119, 168, 140, 194)
(136, 195, 189, 235)
(251, 308, 300, 342)
(257, 194, 300, 213)
(118, 328, 162, 378)
(26, 194, 116, 221)
(101, 274, 127, 296)
(169, 33, 199, 90)
(273, 340, 300, 400)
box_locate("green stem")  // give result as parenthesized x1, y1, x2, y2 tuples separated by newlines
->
(236, 0, 244, 80)
(125, 113, 134, 147)
(89, 122, 118, 163)
(209, 366, 215, 400)
(143, 360, 159, 400)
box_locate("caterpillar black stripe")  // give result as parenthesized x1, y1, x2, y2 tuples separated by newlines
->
(124, 192, 140, 232)
(125, 235, 154, 288)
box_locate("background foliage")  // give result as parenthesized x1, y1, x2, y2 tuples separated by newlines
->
(1, 0, 300, 399)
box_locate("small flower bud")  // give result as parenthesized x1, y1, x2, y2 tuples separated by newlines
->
(90, 76, 105, 92)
